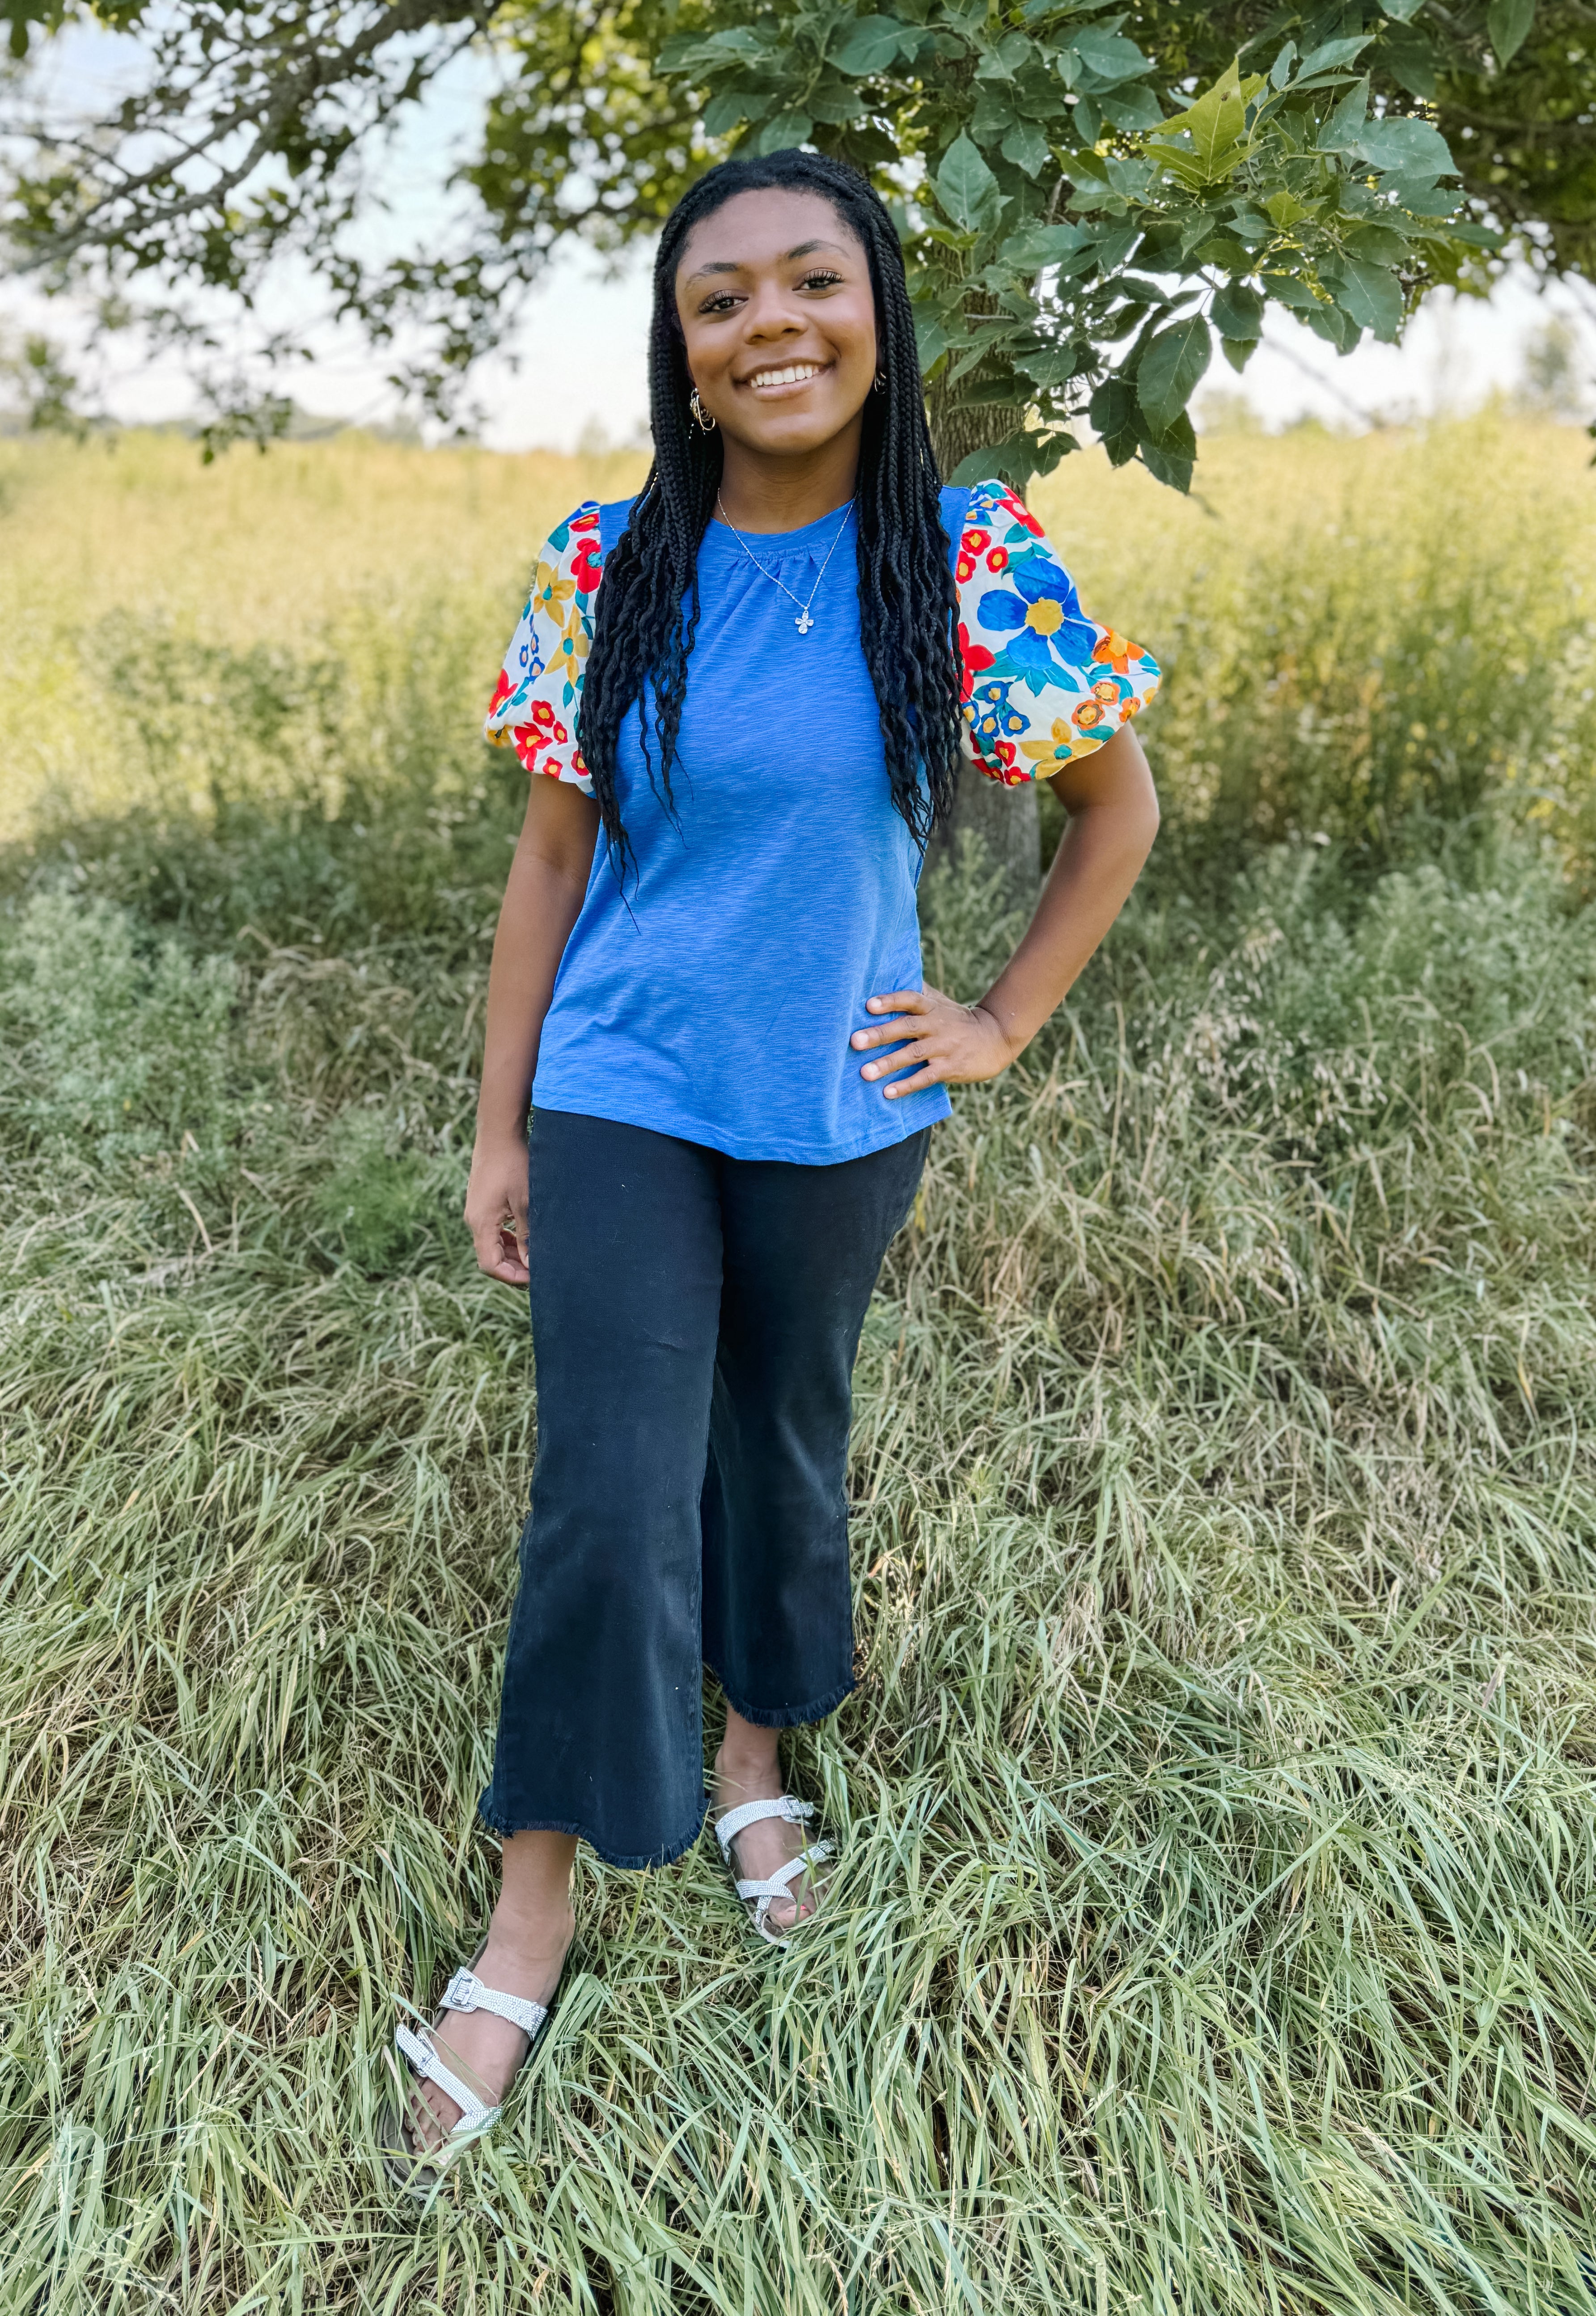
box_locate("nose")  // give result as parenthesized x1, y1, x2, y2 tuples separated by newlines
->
(741, 278, 806, 343)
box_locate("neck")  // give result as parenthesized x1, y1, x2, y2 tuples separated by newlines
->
(713, 424, 862, 533)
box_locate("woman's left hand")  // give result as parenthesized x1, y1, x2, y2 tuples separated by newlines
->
(851, 984, 1018, 1099)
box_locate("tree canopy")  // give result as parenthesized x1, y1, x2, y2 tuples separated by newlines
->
(2, 0, 1590, 476)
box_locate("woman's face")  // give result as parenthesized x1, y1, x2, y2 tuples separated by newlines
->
(674, 187, 879, 461)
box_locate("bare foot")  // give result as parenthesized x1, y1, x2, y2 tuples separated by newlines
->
(712, 1734, 825, 1937)
(405, 1901, 574, 2155)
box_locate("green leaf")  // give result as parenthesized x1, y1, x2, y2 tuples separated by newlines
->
(1378, 0, 1426, 19)
(754, 111, 813, 155)
(1139, 415, 1194, 492)
(1072, 26, 1150, 83)
(1089, 373, 1137, 436)
(1002, 118, 1052, 175)
(913, 307, 957, 370)
(1328, 256, 1404, 339)
(1487, 0, 1536, 65)
(1302, 298, 1362, 352)
(701, 91, 749, 137)
(1136, 315, 1211, 432)
(1297, 34, 1372, 76)
(1346, 223, 1408, 264)
(1145, 58, 1265, 187)
(1383, 172, 1460, 217)
(832, 15, 906, 75)
(658, 25, 770, 70)
(1317, 77, 1369, 152)
(1260, 271, 1322, 311)
(1211, 280, 1264, 340)
(1016, 340, 1088, 387)
(1264, 191, 1312, 228)
(935, 132, 1002, 232)
(1355, 116, 1456, 177)
(1382, 26, 1437, 101)
(1220, 334, 1257, 373)
(1003, 220, 1090, 270)
(1102, 87, 1165, 131)
(949, 430, 1074, 490)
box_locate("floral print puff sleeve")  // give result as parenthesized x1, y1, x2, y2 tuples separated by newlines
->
(484, 500, 603, 795)
(956, 479, 1160, 784)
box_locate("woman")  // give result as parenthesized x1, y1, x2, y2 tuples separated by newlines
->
(382, 147, 1161, 2176)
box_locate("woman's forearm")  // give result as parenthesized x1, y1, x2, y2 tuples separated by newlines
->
(978, 726, 1160, 1058)
(474, 787, 600, 1146)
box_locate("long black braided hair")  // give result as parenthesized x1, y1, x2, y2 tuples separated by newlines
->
(577, 150, 964, 871)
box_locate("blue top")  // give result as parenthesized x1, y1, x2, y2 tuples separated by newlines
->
(483, 480, 1162, 1166)
(529, 492, 959, 1164)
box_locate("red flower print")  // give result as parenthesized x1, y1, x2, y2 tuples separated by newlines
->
(569, 507, 600, 533)
(986, 546, 1008, 573)
(995, 489, 1042, 537)
(488, 668, 513, 717)
(571, 539, 602, 593)
(957, 622, 995, 697)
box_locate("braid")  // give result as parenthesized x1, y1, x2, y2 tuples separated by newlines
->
(577, 150, 964, 868)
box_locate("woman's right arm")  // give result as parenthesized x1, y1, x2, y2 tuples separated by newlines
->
(464, 776, 601, 1286)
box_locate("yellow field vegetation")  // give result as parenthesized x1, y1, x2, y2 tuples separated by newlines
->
(3, 413, 1592, 860)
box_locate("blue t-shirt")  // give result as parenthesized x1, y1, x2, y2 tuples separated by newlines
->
(528, 492, 961, 1164)
(483, 480, 1163, 1165)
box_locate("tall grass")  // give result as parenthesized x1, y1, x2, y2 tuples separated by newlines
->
(4, 420, 1596, 2313)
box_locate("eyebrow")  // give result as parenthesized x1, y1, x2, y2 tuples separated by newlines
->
(684, 237, 851, 284)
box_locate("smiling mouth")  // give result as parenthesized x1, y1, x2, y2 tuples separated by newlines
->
(745, 361, 828, 394)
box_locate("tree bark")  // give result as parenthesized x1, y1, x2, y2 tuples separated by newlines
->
(925, 373, 1042, 917)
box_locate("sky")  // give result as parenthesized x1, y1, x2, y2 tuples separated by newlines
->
(4, 18, 1593, 452)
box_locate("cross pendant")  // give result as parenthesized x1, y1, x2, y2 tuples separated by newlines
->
(794, 609, 814, 634)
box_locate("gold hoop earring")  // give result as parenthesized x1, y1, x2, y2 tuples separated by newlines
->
(689, 389, 717, 433)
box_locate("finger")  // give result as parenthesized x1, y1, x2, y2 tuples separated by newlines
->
(472, 1221, 528, 1286)
(864, 990, 928, 1017)
(860, 1040, 930, 1081)
(853, 1022, 920, 1052)
(884, 1064, 944, 1098)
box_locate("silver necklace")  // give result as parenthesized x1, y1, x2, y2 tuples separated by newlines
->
(715, 494, 855, 635)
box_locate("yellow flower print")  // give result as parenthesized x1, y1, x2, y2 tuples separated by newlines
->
(548, 610, 590, 691)
(530, 559, 576, 623)
(1023, 597, 1065, 638)
(1018, 716, 1093, 777)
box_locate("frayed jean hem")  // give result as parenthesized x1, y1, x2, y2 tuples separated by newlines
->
(476, 1790, 710, 1873)
(710, 1667, 855, 1731)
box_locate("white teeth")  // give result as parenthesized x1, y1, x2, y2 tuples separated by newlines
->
(749, 363, 822, 388)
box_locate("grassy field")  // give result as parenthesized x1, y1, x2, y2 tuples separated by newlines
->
(5, 418, 1596, 2314)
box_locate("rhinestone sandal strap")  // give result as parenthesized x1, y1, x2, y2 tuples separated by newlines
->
(441, 1967, 547, 2038)
(714, 1795, 813, 1854)
(734, 1841, 832, 1903)
(394, 2022, 499, 2130)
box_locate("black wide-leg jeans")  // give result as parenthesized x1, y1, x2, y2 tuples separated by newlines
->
(478, 1109, 930, 1868)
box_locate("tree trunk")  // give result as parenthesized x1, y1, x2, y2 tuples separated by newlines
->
(924, 369, 1042, 919)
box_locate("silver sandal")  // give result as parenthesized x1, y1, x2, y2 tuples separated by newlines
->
(714, 1795, 832, 1948)
(378, 1941, 561, 2193)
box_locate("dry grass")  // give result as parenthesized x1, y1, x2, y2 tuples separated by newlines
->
(4, 419, 1596, 2313)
